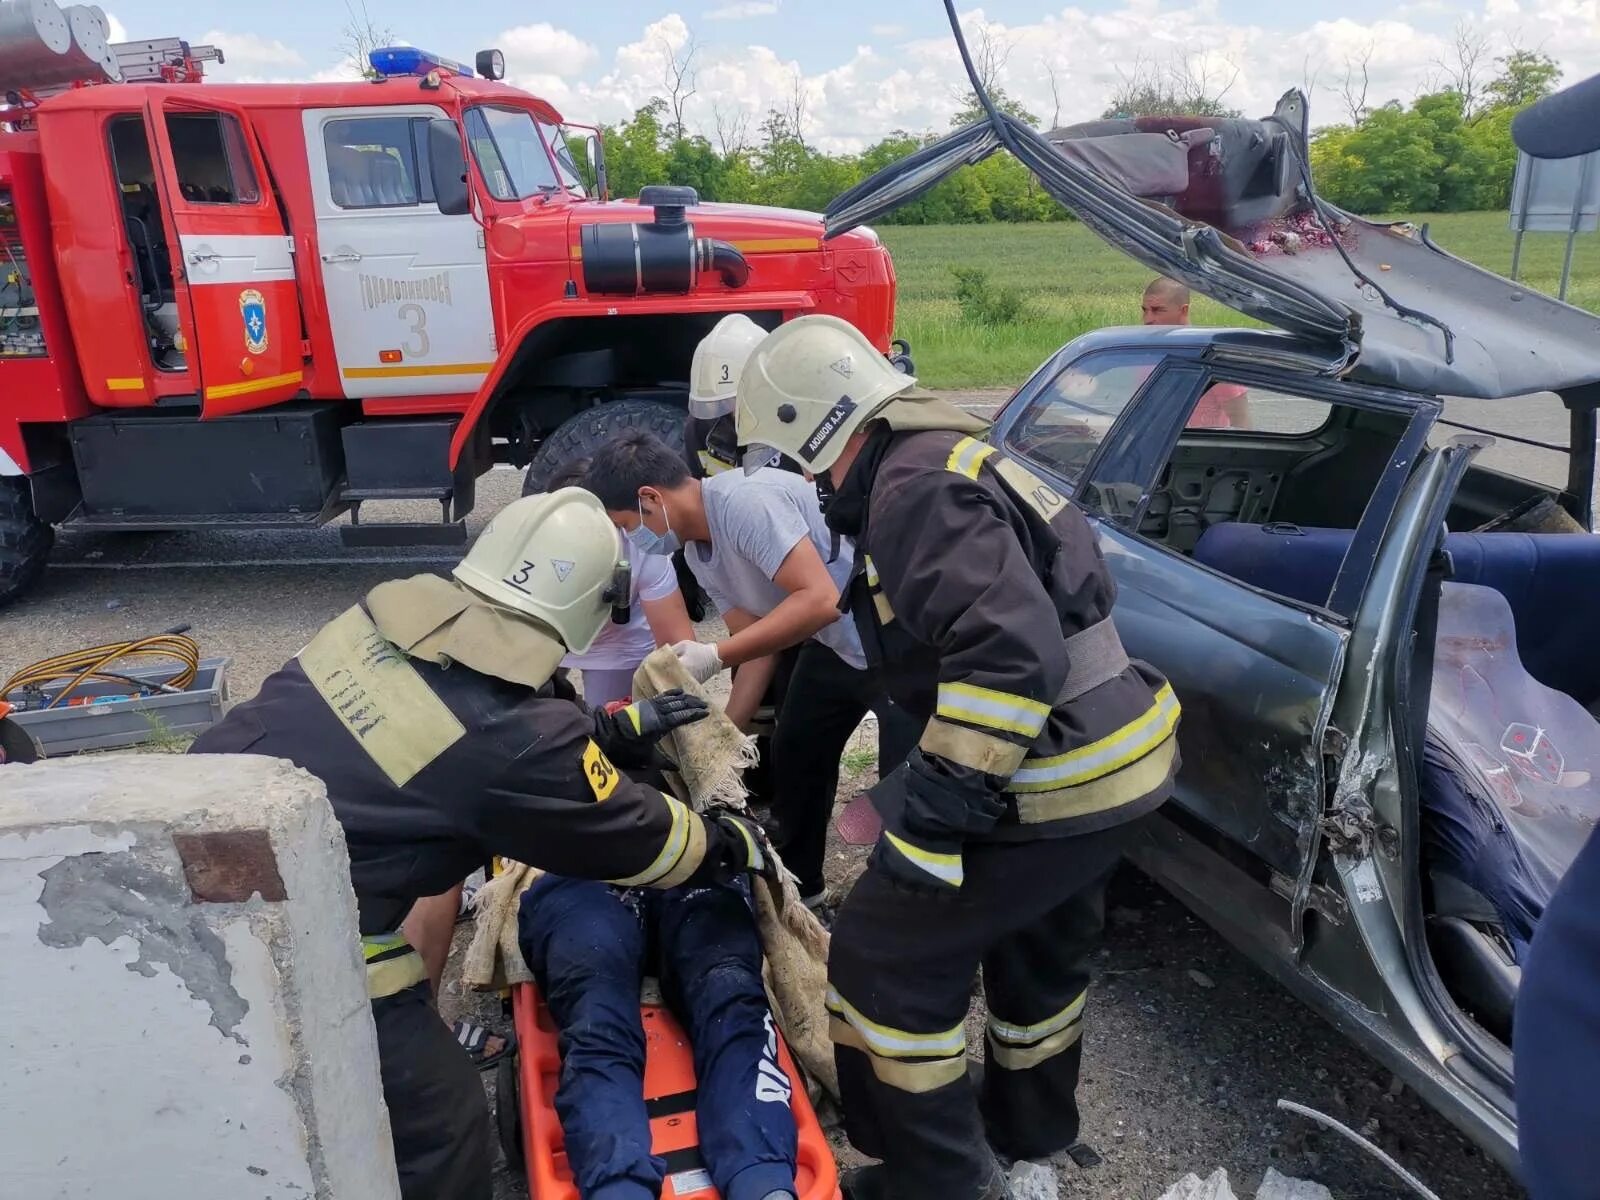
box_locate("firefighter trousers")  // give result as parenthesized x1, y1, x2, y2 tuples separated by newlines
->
(827, 822, 1138, 1200)
(518, 875, 798, 1200)
(373, 982, 494, 1200)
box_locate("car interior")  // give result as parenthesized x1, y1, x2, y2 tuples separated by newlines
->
(1007, 361, 1600, 1051)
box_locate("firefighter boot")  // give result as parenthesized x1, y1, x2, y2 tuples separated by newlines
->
(841, 1163, 1010, 1200)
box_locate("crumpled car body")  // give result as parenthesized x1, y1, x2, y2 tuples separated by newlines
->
(983, 322, 1599, 1176)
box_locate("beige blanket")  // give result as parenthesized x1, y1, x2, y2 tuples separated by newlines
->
(463, 647, 837, 1097)
(632, 646, 837, 1097)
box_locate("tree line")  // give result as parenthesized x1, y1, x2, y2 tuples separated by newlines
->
(574, 40, 1562, 221)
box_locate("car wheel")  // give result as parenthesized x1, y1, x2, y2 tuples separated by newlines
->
(0, 476, 52, 608)
(522, 398, 688, 496)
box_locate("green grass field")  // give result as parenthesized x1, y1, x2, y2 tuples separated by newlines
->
(881, 212, 1600, 389)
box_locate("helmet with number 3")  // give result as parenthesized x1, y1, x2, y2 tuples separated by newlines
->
(689, 313, 768, 420)
(453, 488, 629, 653)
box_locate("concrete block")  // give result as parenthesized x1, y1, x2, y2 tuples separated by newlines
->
(0, 753, 400, 1200)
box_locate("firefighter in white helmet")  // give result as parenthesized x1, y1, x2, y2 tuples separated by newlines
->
(685, 313, 779, 478)
(737, 315, 1181, 1200)
(191, 488, 769, 1200)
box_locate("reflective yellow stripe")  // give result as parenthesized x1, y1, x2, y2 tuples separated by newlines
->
(936, 681, 1051, 738)
(698, 450, 733, 475)
(105, 376, 146, 392)
(919, 717, 1028, 776)
(988, 991, 1087, 1046)
(987, 1021, 1084, 1070)
(1014, 731, 1179, 823)
(610, 794, 696, 887)
(825, 988, 966, 1056)
(864, 556, 881, 588)
(361, 934, 427, 999)
(1009, 685, 1180, 791)
(829, 1018, 968, 1093)
(945, 435, 997, 480)
(203, 369, 304, 401)
(653, 809, 709, 889)
(362, 933, 410, 961)
(342, 362, 495, 379)
(873, 591, 896, 624)
(731, 237, 821, 253)
(883, 830, 963, 886)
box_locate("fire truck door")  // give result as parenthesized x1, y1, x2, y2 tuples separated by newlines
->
(144, 96, 304, 417)
(304, 107, 496, 399)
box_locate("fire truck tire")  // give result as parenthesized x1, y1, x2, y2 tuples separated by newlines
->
(0, 477, 51, 607)
(522, 398, 689, 496)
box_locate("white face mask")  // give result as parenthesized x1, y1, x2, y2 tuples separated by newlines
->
(626, 496, 681, 557)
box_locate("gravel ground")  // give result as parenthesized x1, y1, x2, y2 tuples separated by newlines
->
(3, 390, 1530, 1200)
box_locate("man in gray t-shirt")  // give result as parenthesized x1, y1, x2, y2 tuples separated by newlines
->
(694, 468, 865, 672)
(586, 432, 920, 906)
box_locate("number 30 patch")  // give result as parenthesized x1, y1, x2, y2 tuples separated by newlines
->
(582, 739, 620, 802)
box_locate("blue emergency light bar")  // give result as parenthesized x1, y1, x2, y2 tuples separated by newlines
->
(368, 46, 474, 79)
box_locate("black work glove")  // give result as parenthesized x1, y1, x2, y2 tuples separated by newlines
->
(690, 809, 784, 890)
(592, 690, 709, 753)
(868, 751, 1004, 898)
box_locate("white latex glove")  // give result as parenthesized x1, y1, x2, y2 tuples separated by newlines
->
(671, 639, 725, 684)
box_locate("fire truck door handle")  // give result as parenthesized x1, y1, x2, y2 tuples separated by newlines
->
(321, 251, 363, 264)
(187, 251, 220, 265)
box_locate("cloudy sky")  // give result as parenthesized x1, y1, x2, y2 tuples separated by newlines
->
(105, 1, 1600, 152)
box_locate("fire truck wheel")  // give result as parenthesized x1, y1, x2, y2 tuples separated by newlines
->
(0, 477, 52, 607)
(522, 398, 689, 496)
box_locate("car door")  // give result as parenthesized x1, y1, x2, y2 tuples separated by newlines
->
(303, 106, 496, 399)
(991, 345, 1434, 945)
(144, 95, 304, 416)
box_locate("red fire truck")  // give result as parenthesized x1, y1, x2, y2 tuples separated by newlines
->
(0, 39, 902, 604)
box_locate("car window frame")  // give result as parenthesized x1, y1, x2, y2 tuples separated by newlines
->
(996, 347, 1188, 498)
(998, 346, 1440, 623)
(1101, 364, 1438, 621)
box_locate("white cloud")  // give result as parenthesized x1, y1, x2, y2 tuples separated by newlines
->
(104, 12, 128, 43)
(102, 3, 1600, 161)
(705, 1, 779, 18)
(500, 22, 599, 76)
(198, 30, 311, 82)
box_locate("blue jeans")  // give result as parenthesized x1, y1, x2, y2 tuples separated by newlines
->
(518, 875, 797, 1200)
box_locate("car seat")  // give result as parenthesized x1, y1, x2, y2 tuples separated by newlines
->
(1192, 522, 1600, 706)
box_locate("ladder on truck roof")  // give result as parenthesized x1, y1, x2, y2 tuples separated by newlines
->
(1, 0, 223, 100)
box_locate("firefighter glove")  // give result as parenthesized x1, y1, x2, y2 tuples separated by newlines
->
(593, 689, 710, 751)
(671, 639, 726, 684)
(700, 810, 779, 887)
(867, 752, 1006, 897)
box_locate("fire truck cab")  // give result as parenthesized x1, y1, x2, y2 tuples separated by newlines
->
(0, 40, 901, 604)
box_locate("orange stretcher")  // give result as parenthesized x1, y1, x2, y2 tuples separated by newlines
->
(498, 981, 842, 1200)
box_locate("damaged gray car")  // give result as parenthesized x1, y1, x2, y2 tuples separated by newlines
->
(825, 6, 1600, 1173)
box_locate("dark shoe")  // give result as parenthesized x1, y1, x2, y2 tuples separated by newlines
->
(843, 1163, 1010, 1200)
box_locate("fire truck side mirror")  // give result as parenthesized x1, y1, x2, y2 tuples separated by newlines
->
(585, 135, 609, 202)
(427, 119, 471, 217)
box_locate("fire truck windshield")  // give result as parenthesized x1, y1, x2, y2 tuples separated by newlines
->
(464, 106, 582, 201)
(539, 121, 588, 197)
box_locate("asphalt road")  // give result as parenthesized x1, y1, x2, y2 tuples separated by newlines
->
(2, 388, 1541, 1198)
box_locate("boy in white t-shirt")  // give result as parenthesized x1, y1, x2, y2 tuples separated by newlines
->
(546, 459, 694, 708)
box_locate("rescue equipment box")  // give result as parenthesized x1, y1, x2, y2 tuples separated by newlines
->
(10, 656, 230, 754)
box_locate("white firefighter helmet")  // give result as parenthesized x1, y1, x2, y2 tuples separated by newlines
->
(452, 488, 628, 654)
(689, 313, 768, 420)
(735, 314, 915, 475)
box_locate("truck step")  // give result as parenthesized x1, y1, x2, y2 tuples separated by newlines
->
(66, 510, 331, 533)
(340, 521, 469, 549)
